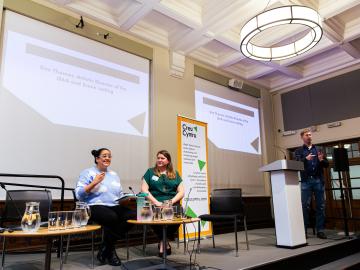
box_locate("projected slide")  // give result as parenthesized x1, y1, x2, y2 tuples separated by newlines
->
(195, 90, 261, 154)
(2, 31, 149, 137)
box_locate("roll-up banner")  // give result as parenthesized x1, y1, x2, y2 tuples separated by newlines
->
(177, 115, 212, 239)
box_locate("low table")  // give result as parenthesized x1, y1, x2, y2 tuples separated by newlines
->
(0, 225, 101, 270)
(127, 218, 200, 270)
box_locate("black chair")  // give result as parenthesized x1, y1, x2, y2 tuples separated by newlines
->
(198, 188, 249, 257)
(0, 190, 52, 268)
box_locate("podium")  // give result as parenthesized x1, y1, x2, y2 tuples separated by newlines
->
(260, 160, 307, 248)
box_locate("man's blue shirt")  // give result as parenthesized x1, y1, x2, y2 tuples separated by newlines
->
(295, 144, 329, 181)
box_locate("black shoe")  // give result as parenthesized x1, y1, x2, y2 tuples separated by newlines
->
(317, 231, 327, 239)
(166, 244, 172, 256)
(107, 248, 122, 266)
(97, 244, 109, 264)
(158, 243, 163, 257)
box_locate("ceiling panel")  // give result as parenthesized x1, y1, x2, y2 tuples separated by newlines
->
(47, 0, 360, 92)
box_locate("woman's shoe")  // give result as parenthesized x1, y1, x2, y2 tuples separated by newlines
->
(96, 243, 109, 264)
(107, 248, 122, 266)
(166, 244, 172, 256)
(158, 243, 163, 257)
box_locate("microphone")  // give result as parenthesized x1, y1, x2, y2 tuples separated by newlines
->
(0, 183, 23, 222)
(183, 187, 193, 218)
(273, 145, 287, 160)
(129, 186, 136, 195)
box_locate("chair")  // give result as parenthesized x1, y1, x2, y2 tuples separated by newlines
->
(1, 190, 52, 268)
(198, 188, 249, 257)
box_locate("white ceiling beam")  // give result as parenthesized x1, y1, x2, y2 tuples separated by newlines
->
(341, 42, 360, 59)
(318, 0, 360, 19)
(218, 52, 246, 68)
(270, 58, 360, 92)
(172, 0, 262, 53)
(247, 62, 303, 80)
(322, 18, 343, 43)
(265, 62, 303, 78)
(120, 0, 160, 30)
(246, 65, 275, 80)
(51, 0, 74, 5)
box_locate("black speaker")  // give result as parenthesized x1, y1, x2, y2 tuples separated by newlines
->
(333, 148, 349, 172)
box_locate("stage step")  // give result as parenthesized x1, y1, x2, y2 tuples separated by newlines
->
(246, 237, 360, 270)
(312, 252, 360, 270)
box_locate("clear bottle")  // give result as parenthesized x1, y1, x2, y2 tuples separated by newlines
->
(75, 202, 91, 227)
(21, 202, 41, 232)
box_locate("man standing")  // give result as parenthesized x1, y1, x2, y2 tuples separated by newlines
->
(295, 128, 329, 239)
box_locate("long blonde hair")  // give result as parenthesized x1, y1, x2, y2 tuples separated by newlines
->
(154, 150, 176, 179)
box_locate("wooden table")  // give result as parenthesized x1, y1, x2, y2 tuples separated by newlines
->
(127, 218, 200, 270)
(0, 225, 101, 270)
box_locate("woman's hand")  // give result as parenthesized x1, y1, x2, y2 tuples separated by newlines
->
(154, 201, 163, 207)
(93, 172, 105, 185)
(84, 172, 105, 193)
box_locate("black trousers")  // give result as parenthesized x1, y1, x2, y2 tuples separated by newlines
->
(151, 224, 180, 241)
(90, 204, 136, 248)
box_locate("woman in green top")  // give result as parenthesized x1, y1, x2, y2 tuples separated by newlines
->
(141, 150, 184, 256)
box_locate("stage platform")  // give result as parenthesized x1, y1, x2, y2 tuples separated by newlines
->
(2, 228, 359, 270)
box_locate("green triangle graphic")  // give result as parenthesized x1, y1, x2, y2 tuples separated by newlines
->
(186, 206, 207, 228)
(185, 206, 197, 218)
(194, 126, 198, 132)
(198, 160, 206, 171)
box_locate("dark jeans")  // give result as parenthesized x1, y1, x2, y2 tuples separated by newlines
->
(90, 204, 136, 248)
(301, 178, 325, 233)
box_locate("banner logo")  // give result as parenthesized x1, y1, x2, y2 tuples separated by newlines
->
(182, 123, 197, 138)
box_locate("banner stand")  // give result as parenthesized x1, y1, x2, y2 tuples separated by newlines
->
(177, 115, 212, 240)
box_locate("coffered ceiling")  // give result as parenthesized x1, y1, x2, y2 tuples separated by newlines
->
(48, 0, 360, 92)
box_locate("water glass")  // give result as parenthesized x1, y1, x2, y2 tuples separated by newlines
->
(162, 205, 174, 220)
(65, 211, 74, 229)
(48, 212, 58, 231)
(153, 207, 162, 221)
(57, 211, 67, 230)
(72, 210, 82, 228)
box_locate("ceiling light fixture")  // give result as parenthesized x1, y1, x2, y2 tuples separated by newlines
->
(240, 5, 323, 61)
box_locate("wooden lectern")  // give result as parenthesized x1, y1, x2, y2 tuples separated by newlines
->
(260, 160, 307, 248)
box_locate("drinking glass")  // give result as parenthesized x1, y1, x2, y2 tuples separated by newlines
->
(57, 211, 67, 230)
(48, 211, 58, 231)
(153, 207, 162, 221)
(65, 211, 74, 229)
(72, 210, 82, 228)
(162, 205, 174, 220)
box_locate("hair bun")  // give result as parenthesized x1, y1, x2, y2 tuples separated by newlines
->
(91, 150, 98, 157)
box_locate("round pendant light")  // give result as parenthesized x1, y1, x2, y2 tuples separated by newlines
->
(240, 5, 323, 61)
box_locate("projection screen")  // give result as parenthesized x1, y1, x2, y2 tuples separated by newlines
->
(195, 78, 264, 194)
(0, 11, 150, 199)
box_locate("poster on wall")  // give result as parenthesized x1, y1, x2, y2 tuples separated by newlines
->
(177, 115, 212, 239)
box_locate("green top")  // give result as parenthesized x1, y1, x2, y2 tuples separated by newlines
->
(143, 168, 182, 202)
